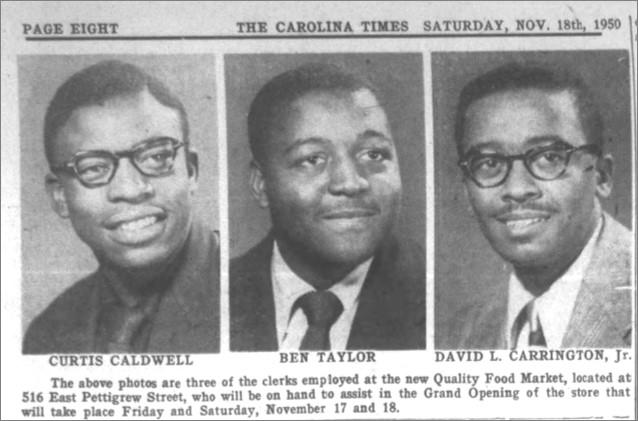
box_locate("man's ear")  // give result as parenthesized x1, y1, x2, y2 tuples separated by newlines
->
(45, 173, 69, 218)
(249, 160, 269, 208)
(187, 149, 199, 194)
(595, 153, 613, 199)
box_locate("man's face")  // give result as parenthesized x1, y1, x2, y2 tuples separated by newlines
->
(461, 89, 610, 272)
(254, 89, 402, 267)
(48, 89, 197, 271)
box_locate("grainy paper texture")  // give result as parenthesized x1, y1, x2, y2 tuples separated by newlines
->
(1, 1, 636, 419)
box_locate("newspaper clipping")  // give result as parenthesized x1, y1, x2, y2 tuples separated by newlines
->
(1, 1, 636, 419)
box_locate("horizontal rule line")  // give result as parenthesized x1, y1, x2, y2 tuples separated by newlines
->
(26, 32, 602, 41)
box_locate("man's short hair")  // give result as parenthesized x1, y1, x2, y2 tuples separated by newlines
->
(247, 62, 382, 164)
(454, 62, 603, 155)
(44, 60, 190, 166)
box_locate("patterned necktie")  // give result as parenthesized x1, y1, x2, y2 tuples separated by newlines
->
(293, 291, 343, 350)
(512, 299, 547, 348)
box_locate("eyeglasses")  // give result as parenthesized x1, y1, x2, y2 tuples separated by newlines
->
(458, 142, 601, 188)
(51, 137, 184, 188)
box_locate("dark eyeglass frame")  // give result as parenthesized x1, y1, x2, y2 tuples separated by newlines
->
(51, 137, 185, 188)
(458, 143, 601, 188)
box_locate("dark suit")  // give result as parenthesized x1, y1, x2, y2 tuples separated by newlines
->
(23, 219, 220, 354)
(443, 212, 632, 349)
(230, 234, 425, 351)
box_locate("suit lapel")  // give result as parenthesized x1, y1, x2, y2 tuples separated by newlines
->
(347, 236, 425, 350)
(562, 215, 632, 348)
(147, 223, 219, 353)
(72, 275, 103, 352)
(347, 256, 395, 349)
(230, 236, 278, 351)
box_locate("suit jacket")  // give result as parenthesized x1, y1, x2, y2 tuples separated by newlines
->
(230, 234, 425, 351)
(23, 219, 220, 354)
(446, 212, 632, 349)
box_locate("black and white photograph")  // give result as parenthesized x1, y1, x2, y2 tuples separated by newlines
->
(226, 54, 426, 351)
(19, 55, 220, 354)
(2, 2, 636, 420)
(433, 50, 633, 350)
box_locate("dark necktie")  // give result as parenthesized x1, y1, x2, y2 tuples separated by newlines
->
(98, 294, 160, 353)
(293, 291, 343, 350)
(512, 300, 547, 348)
(99, 305, 150, 353)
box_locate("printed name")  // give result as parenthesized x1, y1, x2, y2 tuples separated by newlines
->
(279, 351, 376, 363)
(48, 354, 193, 367)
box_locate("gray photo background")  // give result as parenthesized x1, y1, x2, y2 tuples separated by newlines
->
(433, 50, 633, 347)
(226, 53, 426, 258)
(20, 55, 219, 332)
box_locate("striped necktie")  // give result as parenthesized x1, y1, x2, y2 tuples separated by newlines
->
(512, 299, 547, 348)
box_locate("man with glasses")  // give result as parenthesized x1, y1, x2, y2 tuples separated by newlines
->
(23, 60, 220, 353)
(449, 63, 631, 349)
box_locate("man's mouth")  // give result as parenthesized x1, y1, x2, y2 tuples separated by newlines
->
(106, 211, 167, 245)
(322, 208, 378, 219)
(118, 215, 159, 232)
(319, 207, 380, 232)
(496, 211, 551, 236)
(504, 217, 547, 230)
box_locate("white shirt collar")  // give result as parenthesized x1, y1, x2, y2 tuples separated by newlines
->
(271, 240, 371, 349)
(507, 216, 602, 348)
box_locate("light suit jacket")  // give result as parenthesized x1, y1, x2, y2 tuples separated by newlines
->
(445, 212, 632, 349)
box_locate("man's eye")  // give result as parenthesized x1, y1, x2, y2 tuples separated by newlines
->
(140, 148, 172, 163)
(536, 150, 565, 164)
(149, 151, 172, 162)
(297, 154, 326, 167)
(78, 164, 110, 175)
(76, 161, 112, 182)
(475, 157, 501, 169)
(137, 147, 176, 172)
(361, 149, 390, 162)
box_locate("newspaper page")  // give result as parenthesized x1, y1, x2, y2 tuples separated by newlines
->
(1, 1, 636, 419)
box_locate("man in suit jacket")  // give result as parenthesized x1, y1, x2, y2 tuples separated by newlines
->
(230, 63, 425, 351)
(24, 219, 219, 353)
(23, 60, 219, 353)
(446, 62, 632, 349)
(446, 212, 631, 349)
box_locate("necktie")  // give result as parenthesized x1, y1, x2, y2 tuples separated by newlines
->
(512, 299, 547, 348)
(110, 308, 149, 353)
(293, 291, 343, 350)
(98, 294, 160, 353)
(100, 305, 150, 353)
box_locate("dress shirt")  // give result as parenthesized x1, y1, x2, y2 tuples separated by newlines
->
(507, 217, 602, 348)
(271, 241, 371, 350)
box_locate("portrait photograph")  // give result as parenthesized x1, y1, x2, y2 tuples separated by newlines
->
(433, 50, 633, 349)
(20, 54, 220, 353)
(226, 53, 426, 351)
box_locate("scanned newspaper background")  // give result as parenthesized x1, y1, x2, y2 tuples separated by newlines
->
(1, 1, 636, 419)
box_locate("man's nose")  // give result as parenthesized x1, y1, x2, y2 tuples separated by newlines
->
(500, 160, 542, 203)
(107, 159, 154, 202)
(327, 156, 370, 196)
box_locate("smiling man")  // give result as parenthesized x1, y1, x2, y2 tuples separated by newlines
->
(230, 63, 425, 351)
(450, 63, 631, 349)
(23, 60, 219, 354)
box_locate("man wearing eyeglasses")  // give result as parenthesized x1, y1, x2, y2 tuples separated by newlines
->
(23, 60, 220, 354)
(450, 63, 631, 349)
